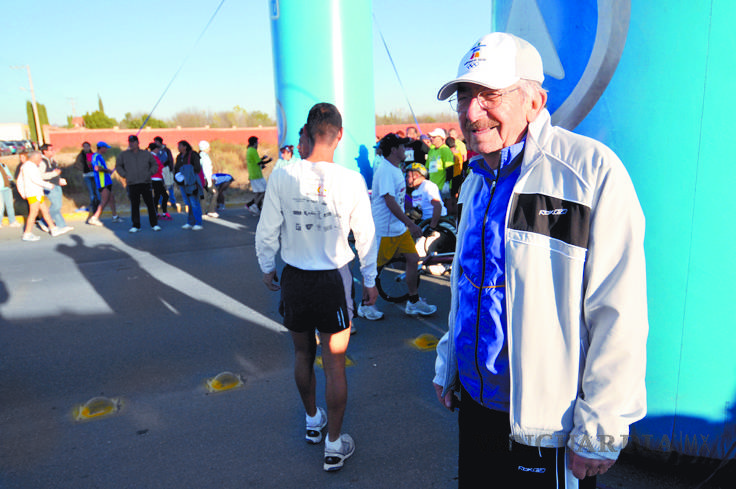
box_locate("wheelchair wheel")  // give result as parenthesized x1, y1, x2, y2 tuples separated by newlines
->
(376, 256, 421, 304)
(418, 219, 457, 255)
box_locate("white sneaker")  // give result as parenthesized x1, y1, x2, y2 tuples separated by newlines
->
(248, 204, 260, 216)
(22, 233, 40, 242)
(357, 303, 384, 321)
(128, 227, 141, 233)
(405, 298, 437, 316)
(111, 215, 122, 223)
(306, 407, 327, 444)
(182, 224, 192, 230)
(88, 217, 103, 226)
(50, 227, 64, 237)
(152, 225, 162, 231)
(192, 225, 203, 231)
(36, 221, 49, 233)
(206, 212, 219, 218)
(9, 221, 21, 228)
(324, 434, 355, 472)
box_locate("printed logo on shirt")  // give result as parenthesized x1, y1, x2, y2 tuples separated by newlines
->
(538, 208, 568, 216)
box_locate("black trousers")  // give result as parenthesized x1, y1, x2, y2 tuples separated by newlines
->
(127, 183, 158, 228)
(458, 385, 596, 489)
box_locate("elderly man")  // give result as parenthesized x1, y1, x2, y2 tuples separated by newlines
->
(432, 33, 648, 488)
(116, 135, 161, 233)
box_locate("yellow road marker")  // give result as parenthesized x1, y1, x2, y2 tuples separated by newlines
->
(409, 333, 439, 351)
(206, 371, 244, 393)
(73, 396, 121, 421)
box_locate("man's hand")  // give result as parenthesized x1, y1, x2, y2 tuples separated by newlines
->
(262, 271, 280, 291)
(59, 178, 67, 186)
(568, 450, 615, 479)
(408, 221, 422, 239)
(433, 382, 456, 412)
(363, 286, 378, 306)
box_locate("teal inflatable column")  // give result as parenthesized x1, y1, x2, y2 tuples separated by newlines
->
(269, 0, 374, 175)
(494, 0, 736, 459)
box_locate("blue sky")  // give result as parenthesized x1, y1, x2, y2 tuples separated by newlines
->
(0, 0, 493, 126)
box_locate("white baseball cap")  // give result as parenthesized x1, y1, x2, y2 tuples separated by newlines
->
(428, 128, 446, 138)
(437, 32, 544, 100)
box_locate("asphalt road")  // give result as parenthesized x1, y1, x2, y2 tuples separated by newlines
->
(1, 208, 730, 489)
(0, 208, 458, 489)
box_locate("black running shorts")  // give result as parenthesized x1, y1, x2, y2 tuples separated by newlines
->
(279, 264, 352, 334)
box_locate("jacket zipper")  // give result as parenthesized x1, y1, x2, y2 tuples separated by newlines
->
(474, 171, 500, 404)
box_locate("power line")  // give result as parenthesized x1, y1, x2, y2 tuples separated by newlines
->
(137, 0, 227, 135)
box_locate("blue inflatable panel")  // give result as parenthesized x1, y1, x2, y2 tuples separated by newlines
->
(495, 0, 736, 460)
(269, 0, 374, 178)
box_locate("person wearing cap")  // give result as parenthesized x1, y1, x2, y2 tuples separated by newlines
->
(255, 102, 378, 472)
(198, 140, 218, 218)
(87, 142, 121, 226)
(432, 32, 648, 487)
(359, 133, 438, 320)
(274, 144, 296, 170)
(115, 135, 161, 233)
(406, 162, 446, 231)
(425, 128, 455, 198)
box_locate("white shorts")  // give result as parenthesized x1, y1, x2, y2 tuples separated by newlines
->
(250, 178, 267, 193)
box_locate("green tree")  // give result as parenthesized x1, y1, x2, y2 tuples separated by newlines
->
(83, 110, 118, 129)
(98, 94, 105, 113)
(26, 100, 49, 143)
(120, 112, 168, 130)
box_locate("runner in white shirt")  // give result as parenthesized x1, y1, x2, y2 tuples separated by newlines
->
(255, 103, 377, 473)
(359, 133, 438, 320)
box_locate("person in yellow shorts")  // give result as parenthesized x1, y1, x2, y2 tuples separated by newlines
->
(360, 133, 438, 319)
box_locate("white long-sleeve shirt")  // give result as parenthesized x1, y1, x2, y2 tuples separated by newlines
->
(255, 160, 378, 287)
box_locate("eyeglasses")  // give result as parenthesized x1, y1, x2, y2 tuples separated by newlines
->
(449, 87, 520, 112)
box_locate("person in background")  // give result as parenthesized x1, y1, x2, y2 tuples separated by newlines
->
(39, 144, 73, 234)
(433, 32, 648, 487)
(116, 135, 161, 233)
(211, 173, 234, 211)
(404, 126, 430, 165)
(274, 144, 295, 170)
(74, 141, 99, 218)
(148, 142, 170, 221)
(17, 151, 68, 241)
(425, 129, 455, 199)
(87, 142, 120, 226)
(0, 159, 21, 228)
(154, 136, 178, 212)
(174, 140, 203, 231)
(359, 133, 438, 320)
(244, 136, 272, 216)
(199, 140, 219, 218)
(445, 136, 464, 216)
(297, 126, 312, 160)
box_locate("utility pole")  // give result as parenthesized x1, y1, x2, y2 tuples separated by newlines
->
(11, 64, 44, 146)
